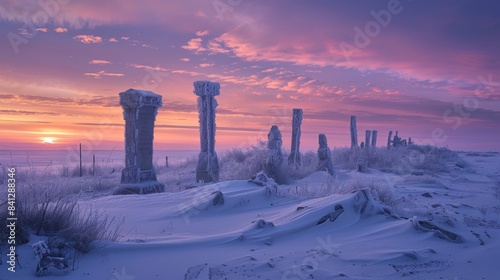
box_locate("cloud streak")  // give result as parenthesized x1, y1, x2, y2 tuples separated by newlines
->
(84, 71, 124, 78)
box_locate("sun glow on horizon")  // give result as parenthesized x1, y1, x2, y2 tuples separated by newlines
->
(42, 137, 54, 144)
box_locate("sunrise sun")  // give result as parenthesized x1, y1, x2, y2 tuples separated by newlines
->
(43, 137, 54, 144)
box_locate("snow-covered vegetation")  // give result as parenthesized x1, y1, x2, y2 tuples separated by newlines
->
(0, 145, 498, 278)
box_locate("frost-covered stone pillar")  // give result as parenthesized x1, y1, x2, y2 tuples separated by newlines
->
(265, 125, 284, 180)
(317, 134, 334, 175)
(393, 131, 401, 147)
(365, 130, 371, 149)
(194, 81, 220, 183)
(350, 116, 358, 148)
(371, 130, 378, 147)
(387, 131, 393, 148)
(115, 89, 164, 195)
(288, 108, 303, 167)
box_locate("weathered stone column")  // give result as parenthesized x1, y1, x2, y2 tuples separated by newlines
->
(393, 131, 401, 147)
(317, 134, 334, 175)
(115, 89, 164, 195)
(288, 108, 303, 167)
(265, 125, 284, 181)
(365, 130, 371, 149)
(194, 81, 220, 183)
(350, 116, 358, 148)
(387, 131, 393, 148)
(371, 130, 378, 147)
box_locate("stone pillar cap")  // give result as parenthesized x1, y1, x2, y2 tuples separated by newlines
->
(119, 88, 163, 108)
(193, 81, 220, 96)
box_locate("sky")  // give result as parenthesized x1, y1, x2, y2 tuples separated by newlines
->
(0, 0, 499, 152)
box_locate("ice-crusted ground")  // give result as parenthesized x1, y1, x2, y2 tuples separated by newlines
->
(2, 152, 499, 279)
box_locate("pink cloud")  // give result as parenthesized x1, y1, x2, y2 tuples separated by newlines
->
(128, 64, 169, 72)
(182, 38, 205, 53)
(89, 59, 112, 65)
(200, 25, 347, 67)
(54, 27, 68, 33)
(384, 89, 400, 95)
(73, 35, 102, 44)
(196, 30, 210, 36)
(199, 63, 214, 68)
(206, 40, 230, 54)
(171, 4, 496, 88)
(195, 10, 208, 18)
(169, 67, 340, 97)
(0, 0, 218, 34)
(262, 67, 278, 73)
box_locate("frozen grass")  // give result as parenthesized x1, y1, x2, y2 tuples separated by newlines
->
(60, 164, 103, 177)
(277, 172, 397, 206)
(219, 140, 268, 181)
(338, 177, 397, 206)
(464, 151, 498, 157)
(270, 145, 464, 218)
(286, 151, 319, 180)
(0, 167, 122, 261)
(1, 143, 463, 195)
(402, 174, 440, 184)
(157, 155, 198, 192)
(156, 143, 463, 190)
(218, 143, 462, 184)
(332, 145, 462, 175)
(275, 172, 439, 220)
(218, 141, 317, 184)
(17, 197, 121, 253)
(156, 141, 312, 188)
